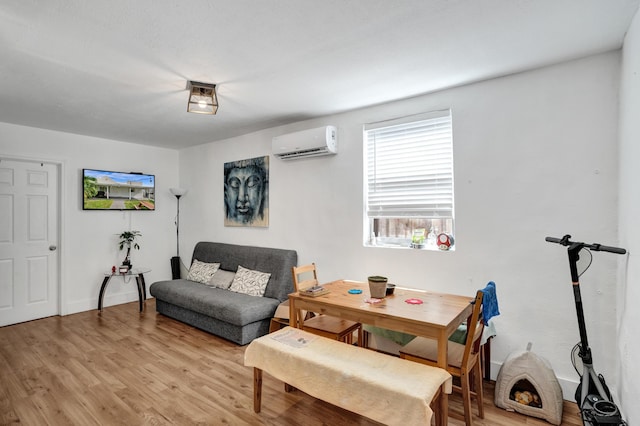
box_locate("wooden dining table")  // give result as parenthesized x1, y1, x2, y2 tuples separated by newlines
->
(288, 279, 475, 369)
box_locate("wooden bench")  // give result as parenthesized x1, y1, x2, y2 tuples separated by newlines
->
(244, 327, 452, 426)
(136, 200, 154, 210)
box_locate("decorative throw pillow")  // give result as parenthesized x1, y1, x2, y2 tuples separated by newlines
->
(208, 269, 236, 289)
(229, 265, 271, 297)
(186, 260, 220, 284)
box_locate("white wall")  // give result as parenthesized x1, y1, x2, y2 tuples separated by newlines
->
(178, 52, 622, 399)
(618, 7, 640, 424)
(0, 123, 179, 313)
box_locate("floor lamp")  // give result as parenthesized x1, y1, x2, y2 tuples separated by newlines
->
(170, 187, 188, 279)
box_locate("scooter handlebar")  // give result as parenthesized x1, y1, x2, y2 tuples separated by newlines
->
(545, 235, 626, 255)
(592, 244, 627, 255)
(545, 236, 565, 244)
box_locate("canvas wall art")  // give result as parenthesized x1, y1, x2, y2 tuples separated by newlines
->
(224, 156, 269, 227)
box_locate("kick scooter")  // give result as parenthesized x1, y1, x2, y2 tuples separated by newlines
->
(546, 234, 626, 425)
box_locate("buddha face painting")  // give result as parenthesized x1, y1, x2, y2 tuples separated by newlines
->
(224, 156, 269, 227)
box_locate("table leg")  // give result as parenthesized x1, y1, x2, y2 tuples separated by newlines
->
(289, 295, 299, 329)
(437, 333, 448, 370)
(440, 384, 449, 426)
(135, 274, 145, 312)
(98, 275, 112, 312)
(483, 338, 492, 381)
(254, 368, 262, 413)
(138, 273, 147, 299)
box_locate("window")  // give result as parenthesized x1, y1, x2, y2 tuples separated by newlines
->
(364, 110, 454, 249)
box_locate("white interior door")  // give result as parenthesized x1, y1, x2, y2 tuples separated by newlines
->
(0, 158, 59, 326)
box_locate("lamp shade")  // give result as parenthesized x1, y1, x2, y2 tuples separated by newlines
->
(170, 187, 188, 197)
(187, 81, 218, 115)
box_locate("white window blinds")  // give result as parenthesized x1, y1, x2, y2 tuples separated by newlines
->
(365, 110, 454, 219)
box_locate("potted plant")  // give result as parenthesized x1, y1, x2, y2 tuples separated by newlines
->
(367, 275, 388, 298)
(411, 228, 426, 248)
(118, 230, 141, 270)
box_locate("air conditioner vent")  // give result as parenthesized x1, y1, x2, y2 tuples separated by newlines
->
(272, 126, 337, 160)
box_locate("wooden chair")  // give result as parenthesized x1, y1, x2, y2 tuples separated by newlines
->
(268, 299, 308, 332)
(399, 290, 485, 426)
(292, 264, 363, 346)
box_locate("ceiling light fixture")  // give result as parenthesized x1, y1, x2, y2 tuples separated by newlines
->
(187, 81, 218, 115)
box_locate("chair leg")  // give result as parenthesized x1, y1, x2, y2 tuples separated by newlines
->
(473, 361, 484, 418)
(460, 370, 473, 426)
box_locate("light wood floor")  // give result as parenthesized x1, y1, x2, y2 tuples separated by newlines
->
(0, 299, 582, 425)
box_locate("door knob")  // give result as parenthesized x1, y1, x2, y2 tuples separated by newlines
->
(49, 245, 57, 251)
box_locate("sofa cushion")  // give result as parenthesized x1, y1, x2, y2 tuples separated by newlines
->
(187, 260, 220, 284)
(209, 269, 236, 289)
(149, 279, 280, 326)
(229, 265, 271, 297)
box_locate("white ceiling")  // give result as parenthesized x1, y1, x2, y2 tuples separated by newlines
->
(1, 0, 638, 149)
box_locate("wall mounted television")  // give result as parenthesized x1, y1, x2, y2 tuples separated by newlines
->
(83, 168, 155, 210)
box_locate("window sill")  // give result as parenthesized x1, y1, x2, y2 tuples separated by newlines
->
(364, 243, 455, 252)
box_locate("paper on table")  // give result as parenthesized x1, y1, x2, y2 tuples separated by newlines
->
(270, 328, 317, 348)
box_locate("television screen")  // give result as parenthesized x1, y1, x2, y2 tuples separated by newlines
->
(83, 169, 155, 210)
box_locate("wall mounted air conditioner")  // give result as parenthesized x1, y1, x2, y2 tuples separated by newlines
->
(272, 125, 337, 160)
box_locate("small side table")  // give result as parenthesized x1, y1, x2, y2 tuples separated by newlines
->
(98, 268, 150, 312)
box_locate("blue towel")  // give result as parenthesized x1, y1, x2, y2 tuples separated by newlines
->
(480, 281, 500, 325)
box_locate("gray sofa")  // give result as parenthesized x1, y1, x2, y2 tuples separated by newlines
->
(149, 241, 297, 345)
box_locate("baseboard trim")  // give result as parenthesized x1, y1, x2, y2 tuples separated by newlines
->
(64, 290, 142, 315)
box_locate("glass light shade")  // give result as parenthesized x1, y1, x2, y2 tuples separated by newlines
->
(187, 81, 218, 115)
(170, 187, 188, 197)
